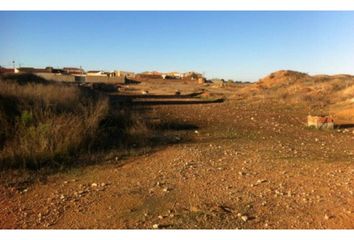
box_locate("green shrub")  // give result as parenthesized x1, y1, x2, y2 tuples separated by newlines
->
(20, 110, 33, 126)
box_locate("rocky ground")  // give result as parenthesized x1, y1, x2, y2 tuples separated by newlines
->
(0, 82, 353, 229)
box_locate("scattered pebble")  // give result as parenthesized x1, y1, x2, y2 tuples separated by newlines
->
(190, 206, 199, 212)
(219, 205, 233, 213)
(162, 187, 170, 192)
(256, 179, 267, 184)
(241, 215, 249, 222)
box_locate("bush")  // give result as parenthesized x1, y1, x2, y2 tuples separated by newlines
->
(0, 75, 109, 169)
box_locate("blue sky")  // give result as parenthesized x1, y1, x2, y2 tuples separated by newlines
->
(0, 11, 354, 81)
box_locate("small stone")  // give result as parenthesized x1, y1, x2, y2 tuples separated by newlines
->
(158, 215, 164, 219)
(219, 205, 233, 213)
(152, 224, 159, 229)
(324, 214, 333, 220)
(256, 179, 267, 184)
(190, 206, 199, 212)
(162, 187, 170, 192)
(91, 183, 98, 187)
(241, 215, 249, 222)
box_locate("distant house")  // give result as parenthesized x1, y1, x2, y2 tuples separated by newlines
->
(87, 70, 120, 77)
(17, 67, 51, 74)
(52, 69, 65, 74)
(164, 72, 183, 80)
(87, 70, 106, 76)
(114, 70, 135, 78)
(137, 71, 163, 80)
(44, 66, 64, 74)
(183, 72, 203, 80)
(0, 67, 15, 74)
(105, 72, 116, 77)
(140, 71, 162, 76)
(63, 67, 85, 75)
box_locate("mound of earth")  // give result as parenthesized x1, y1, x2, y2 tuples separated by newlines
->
(258, 70, 310, 88)
(234, 70, 354, 120)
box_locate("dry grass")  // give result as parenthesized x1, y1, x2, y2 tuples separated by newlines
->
(0, 75, 109, 169)
(231, 70, 354, 121)
(234, 70, 354, 105)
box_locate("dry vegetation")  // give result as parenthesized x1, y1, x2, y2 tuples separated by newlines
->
(0, 74, 109, 169)
(0, 70, 353, 229)
(233, 70, 354, 119)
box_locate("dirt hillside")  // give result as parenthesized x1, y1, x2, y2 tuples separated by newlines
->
(234, 70, 354, 121)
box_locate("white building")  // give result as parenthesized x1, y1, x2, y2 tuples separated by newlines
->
(86, 70, 107, 76)
(114, 70, 135, 78)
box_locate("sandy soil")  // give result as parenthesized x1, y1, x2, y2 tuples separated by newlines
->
(1, 81, 353, 229)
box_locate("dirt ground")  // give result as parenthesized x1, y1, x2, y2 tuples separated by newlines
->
(1, 81, 353, 229)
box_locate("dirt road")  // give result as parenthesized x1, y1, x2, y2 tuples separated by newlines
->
(1, 92, 353, 229)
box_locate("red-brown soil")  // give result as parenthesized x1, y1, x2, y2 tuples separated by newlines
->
(1, 73, 353, 229)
